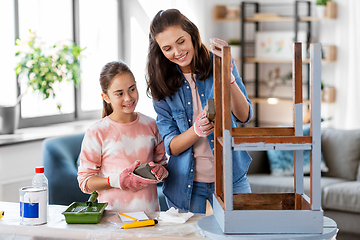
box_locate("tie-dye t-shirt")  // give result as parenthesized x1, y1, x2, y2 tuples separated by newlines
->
(77, 113, 167, 212)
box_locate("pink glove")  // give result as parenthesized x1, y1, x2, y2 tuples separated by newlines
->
(193, 109, 214, 137)
(149, 162, 168, 182)
(210, 38, 236, 84)
(210, 38, 229, 58)
(108, 160, 157, 192)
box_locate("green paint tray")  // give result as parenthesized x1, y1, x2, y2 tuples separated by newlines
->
(62, 192, 108, 224)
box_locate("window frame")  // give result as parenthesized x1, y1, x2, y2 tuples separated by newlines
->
(14, 0, 122, 128)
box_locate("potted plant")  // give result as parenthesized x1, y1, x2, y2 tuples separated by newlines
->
(228, 38, 242, 60)
(315, 0, 330, 18)
(15, 30, 86, 111)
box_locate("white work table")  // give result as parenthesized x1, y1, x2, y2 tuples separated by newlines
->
(0, 201, 338, 240)
(0, 201, 206, 240)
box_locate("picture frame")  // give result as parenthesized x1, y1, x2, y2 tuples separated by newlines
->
(255, 31, 307, 60)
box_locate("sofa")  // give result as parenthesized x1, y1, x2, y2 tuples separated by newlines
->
(247, 127, 360, 234)
(42, 133, 169, 211)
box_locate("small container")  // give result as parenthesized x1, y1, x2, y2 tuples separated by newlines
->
(62, 192, 108, 224)
(0, 105, 19, 135)
(62, 202, 108, 224)
(19, 186, 47, 225)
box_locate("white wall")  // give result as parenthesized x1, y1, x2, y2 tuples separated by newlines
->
(0, 119, 93, 203)
(331, 0, 360, 129)
(0, 141, 43, 202)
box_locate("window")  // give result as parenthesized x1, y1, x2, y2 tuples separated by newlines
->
(17, 0, 74, 121)
(14, 0, 120, 128)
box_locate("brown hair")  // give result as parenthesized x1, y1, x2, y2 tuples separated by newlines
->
(146, 9, 211, 101)
(99, 61, 135, 118)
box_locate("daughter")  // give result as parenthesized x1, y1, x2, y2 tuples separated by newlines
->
(77, 61, 168, 212)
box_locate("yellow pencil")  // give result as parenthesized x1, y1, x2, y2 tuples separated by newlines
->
(121, 219, 158, 229)
(118, 212, 139, 222)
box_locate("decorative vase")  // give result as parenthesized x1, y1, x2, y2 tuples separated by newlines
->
(0, 104, 19, 134)
(230, 45, 241, 60)
(315, 5, 326, 18)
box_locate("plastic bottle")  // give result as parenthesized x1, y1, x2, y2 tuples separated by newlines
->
(32, 166, 48, 190)
(32, 166, 48, 224)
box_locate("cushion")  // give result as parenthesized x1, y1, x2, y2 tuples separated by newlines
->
(248, 174, 347, 199)
(267, 124, 328, 176)
(322, 181, 360, 213)
(321, 128, 360, 180)
(247, 151, 270, 174)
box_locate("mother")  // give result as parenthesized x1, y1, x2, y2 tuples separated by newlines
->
(146, 9, 253, 214)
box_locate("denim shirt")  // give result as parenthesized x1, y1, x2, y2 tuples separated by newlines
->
(153, 54, 253, 211)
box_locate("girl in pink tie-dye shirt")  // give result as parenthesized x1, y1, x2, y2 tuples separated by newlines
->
(77, 61, 168, 212)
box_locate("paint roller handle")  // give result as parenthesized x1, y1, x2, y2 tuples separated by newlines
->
(86, 191, 98, 206)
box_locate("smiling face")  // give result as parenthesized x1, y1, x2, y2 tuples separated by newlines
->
(155, 25, 194, 73)
(101, 73, 138, 123)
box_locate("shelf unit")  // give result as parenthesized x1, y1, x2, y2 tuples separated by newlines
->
(233, 57, 335, 64)
(213, 1, 337, 127)
(243, 1, 305, 127)
(242, 1, 337, 126)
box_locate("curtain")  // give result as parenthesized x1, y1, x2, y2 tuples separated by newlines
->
(333, 0, 360, 129)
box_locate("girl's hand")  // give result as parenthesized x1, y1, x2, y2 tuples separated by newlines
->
(148, 162, 168, 181)
(108, 160, 158, 192)
(210, 38, 236, 84)
(193, 109, 214, 137)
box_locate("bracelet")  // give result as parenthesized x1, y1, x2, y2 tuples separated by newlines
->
(231, 80, 236, 84)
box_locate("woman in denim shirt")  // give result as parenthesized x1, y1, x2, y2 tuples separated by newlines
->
(146, 9, 253, 213)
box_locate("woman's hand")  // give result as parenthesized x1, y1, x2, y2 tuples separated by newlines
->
(210, 38, 229, 57)
(209, 38, 236, 84)
(193, 109, 214, 137)
(210, 38, 250, 122)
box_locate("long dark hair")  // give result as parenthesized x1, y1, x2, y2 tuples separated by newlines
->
(99, 61, 135, 118)
(146, 9, 211, 101)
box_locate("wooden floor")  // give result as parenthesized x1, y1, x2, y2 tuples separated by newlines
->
(337, 231, 360, 240)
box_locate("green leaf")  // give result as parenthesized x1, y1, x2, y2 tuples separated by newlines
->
(15, 30, 86, 105)
(15, 65, 22, 75)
